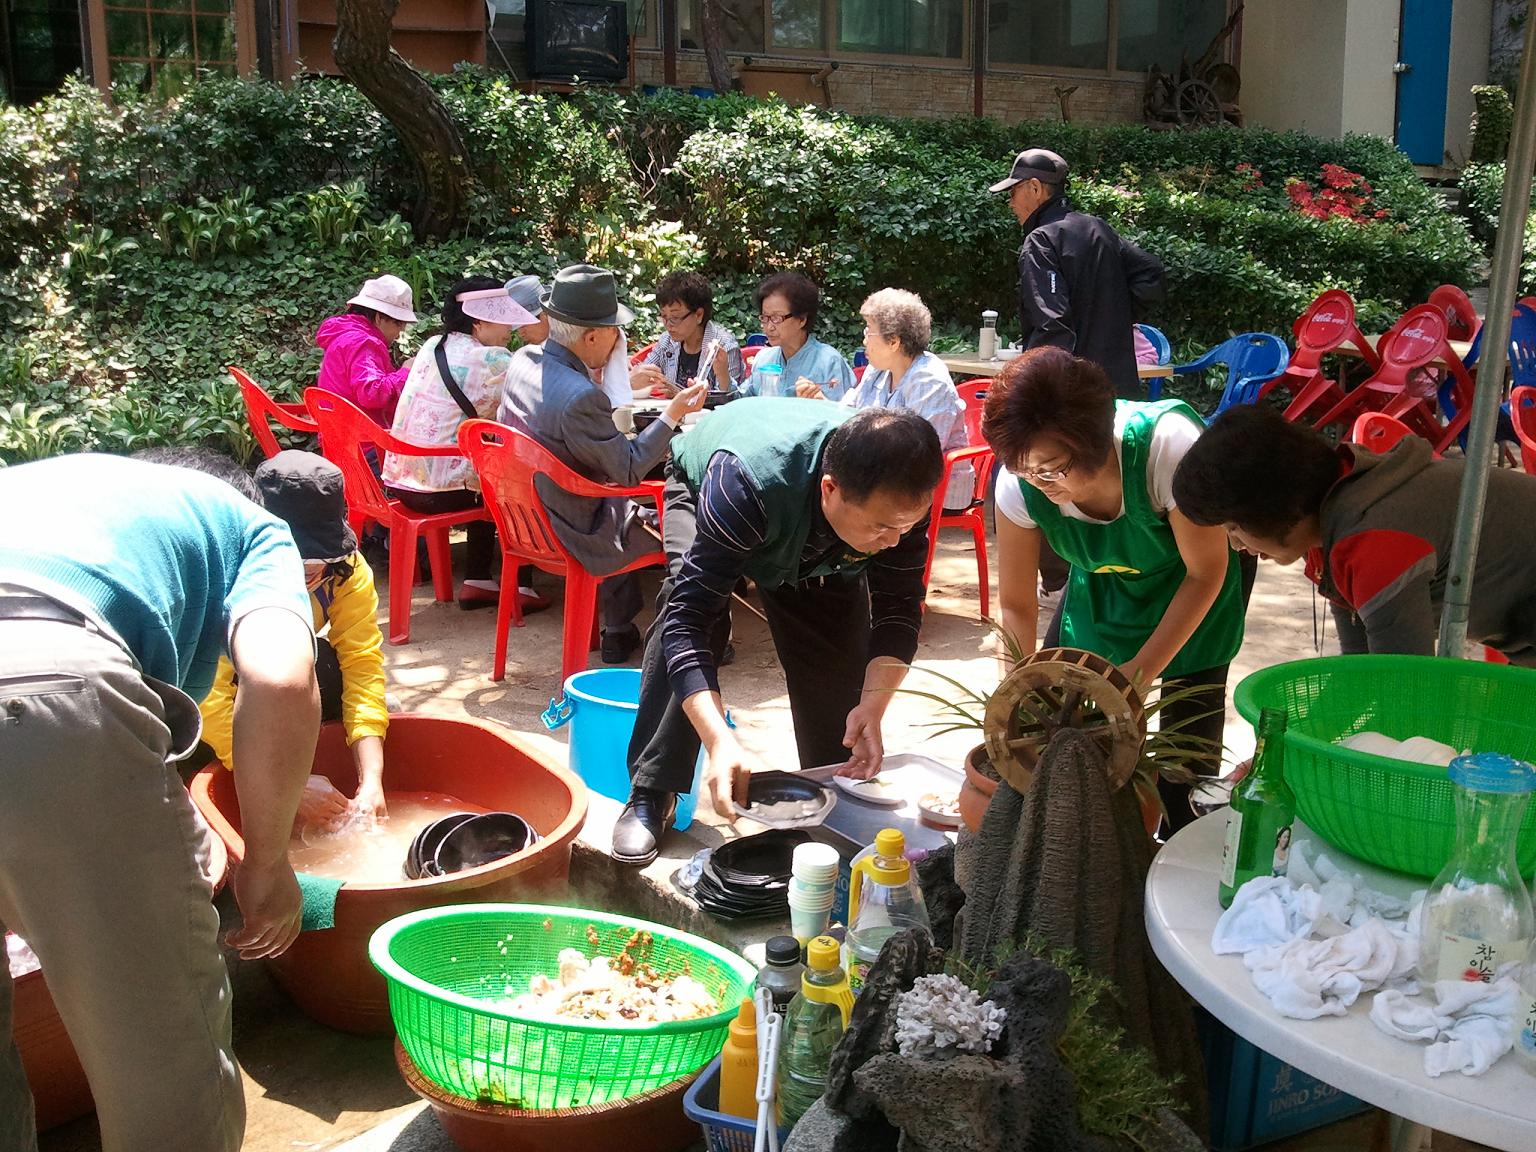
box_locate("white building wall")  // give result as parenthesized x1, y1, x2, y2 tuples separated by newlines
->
(1240, 0, 1349, 138)
(1445, 0, 1493, 165)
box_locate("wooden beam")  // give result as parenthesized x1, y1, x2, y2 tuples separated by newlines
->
(972, 0, 984, 117)
(662, 0, 676, 85)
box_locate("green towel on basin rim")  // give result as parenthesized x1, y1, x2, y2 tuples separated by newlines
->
(297, 871, 343, 932)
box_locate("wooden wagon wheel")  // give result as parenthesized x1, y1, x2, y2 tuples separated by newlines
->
(1175, 79, 1224, 126)
(983, 647, 1147, 795)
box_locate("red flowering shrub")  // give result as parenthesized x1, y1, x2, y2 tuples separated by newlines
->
(1285, 164, 1390, 224)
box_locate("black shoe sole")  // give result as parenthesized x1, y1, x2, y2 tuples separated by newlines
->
(610, 844, 659, 867)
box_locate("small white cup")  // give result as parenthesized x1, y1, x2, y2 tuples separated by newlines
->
(790, 904, 832, 943)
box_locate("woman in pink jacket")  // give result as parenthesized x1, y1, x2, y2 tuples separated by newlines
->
(314, 274, 418, 426)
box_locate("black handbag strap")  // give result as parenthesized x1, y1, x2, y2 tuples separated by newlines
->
(433, 338, 479, 420)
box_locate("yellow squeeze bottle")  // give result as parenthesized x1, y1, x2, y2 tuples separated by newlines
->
(717, 996, 759, 1119)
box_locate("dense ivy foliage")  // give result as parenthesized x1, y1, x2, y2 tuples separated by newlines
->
(0, 75, 1480, 462)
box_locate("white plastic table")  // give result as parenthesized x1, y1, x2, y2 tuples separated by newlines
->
(1145, 814, 1536, 1152)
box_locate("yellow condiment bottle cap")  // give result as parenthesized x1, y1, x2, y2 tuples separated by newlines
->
(875, 829, 905, 858)
(806, 935, 840, 970)
(860, 828, 908, 885)
(729, 996, 755, 1037)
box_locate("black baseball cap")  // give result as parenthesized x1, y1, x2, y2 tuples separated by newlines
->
(989, 148, 1069, 193)
(255, 450, 357, 562)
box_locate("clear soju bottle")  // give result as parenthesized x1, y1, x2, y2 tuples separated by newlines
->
(1219, 708, 1296, 909)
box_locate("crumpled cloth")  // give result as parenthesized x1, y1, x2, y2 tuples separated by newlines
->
(1285, 845, 1420, 931)
(1370, 977, 1521, 1077)
(1212, 876, 1324, 955)
(1243, 918, 1419, 1020)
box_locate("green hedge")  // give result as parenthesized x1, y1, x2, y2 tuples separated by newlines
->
(0, 74, 1480, 463)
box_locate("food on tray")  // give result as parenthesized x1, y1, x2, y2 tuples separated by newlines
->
(503, 946, 719, 1024)
(919, 792, 961, 819)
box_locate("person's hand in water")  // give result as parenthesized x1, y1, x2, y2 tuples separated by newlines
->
(295, 774, 350, 830)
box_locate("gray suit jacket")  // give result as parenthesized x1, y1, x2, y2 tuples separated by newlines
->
(497, 339, 673, 577)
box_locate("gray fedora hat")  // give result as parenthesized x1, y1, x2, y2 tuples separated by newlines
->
(541, 264, 635, 328)
(989, 148, 1069, 193)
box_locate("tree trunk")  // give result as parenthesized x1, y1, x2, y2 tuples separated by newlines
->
(333, 0, 469, 238)
(699, 0, 734, 94)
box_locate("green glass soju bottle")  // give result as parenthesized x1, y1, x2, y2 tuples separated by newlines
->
(1219, 708, 1296, 909)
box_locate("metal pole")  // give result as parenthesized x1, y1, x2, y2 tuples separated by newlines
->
(1437, 14, 1536, 657)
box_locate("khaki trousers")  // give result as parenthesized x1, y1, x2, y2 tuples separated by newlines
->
(0, 619, 242, 1152)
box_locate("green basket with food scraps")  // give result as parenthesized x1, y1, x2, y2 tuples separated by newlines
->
(369, 904, 757, 1109)
(1234, 655, 1536, 879)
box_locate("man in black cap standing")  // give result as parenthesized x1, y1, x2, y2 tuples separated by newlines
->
(991, 147, 1165, 399)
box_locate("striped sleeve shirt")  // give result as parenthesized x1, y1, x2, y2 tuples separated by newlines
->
(662, 454, 929, 700)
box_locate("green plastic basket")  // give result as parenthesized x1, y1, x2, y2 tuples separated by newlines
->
(369, 904, 757, 1109)
(1234, 656, 1536, 879)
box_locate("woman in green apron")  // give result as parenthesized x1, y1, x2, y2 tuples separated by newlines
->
(982, 347, 1251, 832)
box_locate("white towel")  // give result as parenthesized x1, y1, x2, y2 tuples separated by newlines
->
(1212, 876, 1323, 955)
(1244, 918, 1419, 1020)
(1370, 977, 1521, 1077)
(1338, 731, 1462, 768)
(599, 331, 633, 411)
(1285, 845, 1419, 933)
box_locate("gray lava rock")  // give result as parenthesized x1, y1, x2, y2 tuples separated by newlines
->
(783, 1097, 899, 1152)
(915, 845, 965, 950)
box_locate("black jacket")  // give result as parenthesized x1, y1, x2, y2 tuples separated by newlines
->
(1016, 196, 1165, 396)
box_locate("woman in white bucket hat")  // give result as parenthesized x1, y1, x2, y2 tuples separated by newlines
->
(314, 274, 419, 427)
(381, 277, 550, 612)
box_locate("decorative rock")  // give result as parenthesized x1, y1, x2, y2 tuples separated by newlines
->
(915, 844, 965, 950)
(782, 1097, 898, 1152)
(892, 974, 1005, 1058)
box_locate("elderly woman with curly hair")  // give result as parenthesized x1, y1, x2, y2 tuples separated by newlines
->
(985, 347, 1252, 832)
(738, 271, 855, 401)
(842, 288, 972, 511)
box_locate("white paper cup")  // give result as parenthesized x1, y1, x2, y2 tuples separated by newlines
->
(790, 904, 832, 943)
(788, 886, 835, 911)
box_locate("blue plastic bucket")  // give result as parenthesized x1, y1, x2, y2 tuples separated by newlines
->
(541, 668, 705, 832)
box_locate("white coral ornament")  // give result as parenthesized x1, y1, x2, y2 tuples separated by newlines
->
(893, 974, 1007, 1058)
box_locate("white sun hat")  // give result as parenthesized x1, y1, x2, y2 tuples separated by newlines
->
(458, 286, 538, 327)
(348, 274, 418, 323)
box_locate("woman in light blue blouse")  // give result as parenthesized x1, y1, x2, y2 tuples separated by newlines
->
(738, 271, 856, 401)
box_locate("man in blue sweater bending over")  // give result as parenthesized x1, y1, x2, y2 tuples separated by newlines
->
(615, 402, 943, 866)
(0, 450, 319, 1152)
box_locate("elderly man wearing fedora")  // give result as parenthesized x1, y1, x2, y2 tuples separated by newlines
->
(499, 264, 707, 664)
(315, 274, 419, 428)
(991, 147, 1165, 399)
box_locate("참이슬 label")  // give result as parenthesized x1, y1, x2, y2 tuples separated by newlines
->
(1220, 808, 1243, 889)
(1434, 933, 1528, 984)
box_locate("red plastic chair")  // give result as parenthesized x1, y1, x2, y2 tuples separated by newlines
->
(457, 419, 666, 683)
(1512, 386, 1536, 475)
(1428, 284, 1481, 343)
(741, 345, 767, 370)
(922, 378, 994, 619)
(628, 342, 655, 367)
(304, 388, 489, 646)
(853, 364, 866, 383)
(1312, 306, 1473, 451)
(232, 366, 318, 459)
(1262, 290, 1380, 423)
(1349, 412, 1436, 457)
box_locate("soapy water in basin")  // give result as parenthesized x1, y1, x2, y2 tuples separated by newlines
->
(288, 792, 485, 883)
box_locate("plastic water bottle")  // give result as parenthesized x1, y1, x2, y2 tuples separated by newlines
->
(756, 935, 806, 1016)
(776, 935, 852, 1127)
(753, 355, 784, 397)
(844, 828, 931, 994)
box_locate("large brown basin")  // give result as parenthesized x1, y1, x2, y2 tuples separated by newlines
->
(191, 714, 587, 1033)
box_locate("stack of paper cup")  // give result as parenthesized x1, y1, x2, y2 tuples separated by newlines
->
(788, 842, 839, 944)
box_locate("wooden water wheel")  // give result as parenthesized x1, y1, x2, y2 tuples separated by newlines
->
(983, 647, 1147, 795)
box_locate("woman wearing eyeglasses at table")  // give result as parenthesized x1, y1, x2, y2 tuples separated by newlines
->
(738, 271, 856, 401)
(985, 346, 1252, 833)
(629, 271, 744, 397)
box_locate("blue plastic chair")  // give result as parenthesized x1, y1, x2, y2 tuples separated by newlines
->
(852, 348, 868, 369)
(1435, 304, 1532, 450)
(744, 332, 769, 347)
(1168, 333, 1291, 416)
(1135, 323, 1172, 365)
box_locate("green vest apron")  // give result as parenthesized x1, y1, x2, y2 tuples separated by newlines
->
(672, 397, 863, 588)
(1020, 400, 1244, 678)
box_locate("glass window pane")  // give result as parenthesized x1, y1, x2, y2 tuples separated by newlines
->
(989, 0, 1107, 70)
(149, 13, 194, 59)
(149, 0, 194, 13)
(110, 59, 149, 88)
(104, 8, 149, 58)
(1116, 0, 1225, 74)
(195, 15, 235, 61)
(771, 0, 820, 49)
(154, 59, 194, 96)
(194, 0, 231, 12)
(839, 0, 963, 58)
(680, 0, 763, 53)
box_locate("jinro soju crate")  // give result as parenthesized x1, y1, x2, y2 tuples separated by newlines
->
(1196, 1007, 1368, 1149)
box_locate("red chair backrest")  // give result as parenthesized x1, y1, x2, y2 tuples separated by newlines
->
(741, 345, 765, 369)
(233, 366, 318, 459)
(957, 378, 990, 447)
(629, 342, 655, 368)
(1350, 412, 1418, 454)
(1512, 386, 1536, 475)
(1290, 289, 1377, 371)
(457, 419, 652, 570)
(853, 364, 866, 383)
(1428, 284, 1480, 343)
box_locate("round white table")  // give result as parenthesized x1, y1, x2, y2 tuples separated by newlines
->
(1146, 814, 1536, 1152)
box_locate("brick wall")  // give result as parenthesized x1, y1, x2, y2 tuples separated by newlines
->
(632, 50, 1143, 126)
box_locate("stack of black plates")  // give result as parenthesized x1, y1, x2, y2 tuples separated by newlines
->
(690, 828, 811, 920)
(403, 812, 539, 880)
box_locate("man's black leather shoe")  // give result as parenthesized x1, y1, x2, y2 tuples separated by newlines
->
(611, 786, 677, 866)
